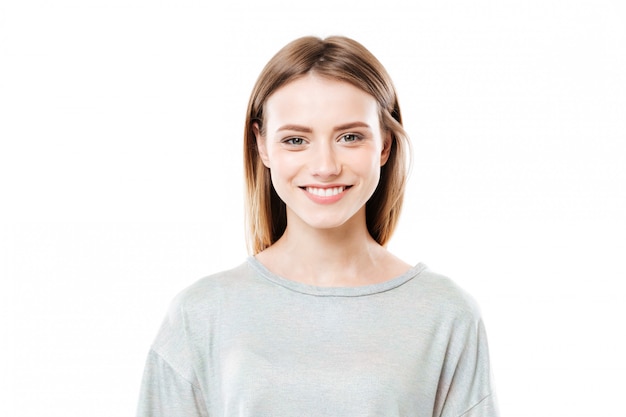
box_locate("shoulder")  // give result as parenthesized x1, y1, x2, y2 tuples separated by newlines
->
(153, 261, 255, 344)
(169, 260, 255, 311)
(409, 264, 483, 324)
(150, 261, 259, 369)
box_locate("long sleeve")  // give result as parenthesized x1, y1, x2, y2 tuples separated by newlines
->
(136, 287, 210, 417)
(437, 318, 499, 417)
(136, 349, 209, 417)
(457, 394, 499, 417)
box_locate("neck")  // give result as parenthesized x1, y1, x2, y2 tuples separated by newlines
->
(285, 223, 375, 267)
(256, 209, 408, 287)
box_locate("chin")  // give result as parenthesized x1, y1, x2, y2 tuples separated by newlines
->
(296, 213, 358, 231)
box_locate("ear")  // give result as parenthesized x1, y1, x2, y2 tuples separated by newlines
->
(253, 122, 270, 168)
(380, 131, 392, 166)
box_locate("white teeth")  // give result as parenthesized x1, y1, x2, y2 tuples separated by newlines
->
(306, 186, 346, 197)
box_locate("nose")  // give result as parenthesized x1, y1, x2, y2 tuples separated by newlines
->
(310, 142, 341, 178)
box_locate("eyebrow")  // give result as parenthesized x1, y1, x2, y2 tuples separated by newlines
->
(277, 124, 313, 133)
(276, 121, 372, 133)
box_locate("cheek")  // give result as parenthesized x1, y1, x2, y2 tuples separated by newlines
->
(267, 154, 300, 184)
(356, 152, 384, 176)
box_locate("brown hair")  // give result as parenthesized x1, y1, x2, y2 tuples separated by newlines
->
(244, 36, 411, 254)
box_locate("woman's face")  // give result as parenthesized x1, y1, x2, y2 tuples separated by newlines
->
(255, 73, 391, 232)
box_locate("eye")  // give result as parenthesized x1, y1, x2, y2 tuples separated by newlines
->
(283, 137, 306, 146)
(339, 133, 361, 143)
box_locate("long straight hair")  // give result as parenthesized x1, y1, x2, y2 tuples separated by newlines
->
(244, 36, 411, 254)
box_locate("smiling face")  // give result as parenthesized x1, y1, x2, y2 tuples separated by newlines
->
(255, 73, 391, 233)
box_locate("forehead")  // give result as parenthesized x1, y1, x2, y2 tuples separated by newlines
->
(264, 74, 380, 129)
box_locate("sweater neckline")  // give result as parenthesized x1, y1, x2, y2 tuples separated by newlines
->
(246, 256, 427, 297)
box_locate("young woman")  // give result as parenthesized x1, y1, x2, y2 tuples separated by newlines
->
(137, 36, 499, 417)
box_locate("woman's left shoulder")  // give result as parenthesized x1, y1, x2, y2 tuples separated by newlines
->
(410, 264, 484, 321)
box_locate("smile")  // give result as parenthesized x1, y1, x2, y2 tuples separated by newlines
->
(304, 186, 349, 197)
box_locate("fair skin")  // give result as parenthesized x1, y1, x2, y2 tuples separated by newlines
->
(254, 73, 411, 287)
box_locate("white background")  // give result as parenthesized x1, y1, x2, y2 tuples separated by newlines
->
(1, 0, 625, 416)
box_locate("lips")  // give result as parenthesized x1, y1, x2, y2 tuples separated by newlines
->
(305, 186, 348, 197)
(299, 185, 353, 200)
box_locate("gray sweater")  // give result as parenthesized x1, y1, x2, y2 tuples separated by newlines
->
(137, 258, 499, 417)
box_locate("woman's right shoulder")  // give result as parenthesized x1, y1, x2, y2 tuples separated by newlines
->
(152, 260, 257, 348)
(170, 260, 254, 310)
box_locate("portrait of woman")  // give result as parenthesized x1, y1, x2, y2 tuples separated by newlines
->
(136, 35, 498, 417)
(4, 2, 624, 417)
